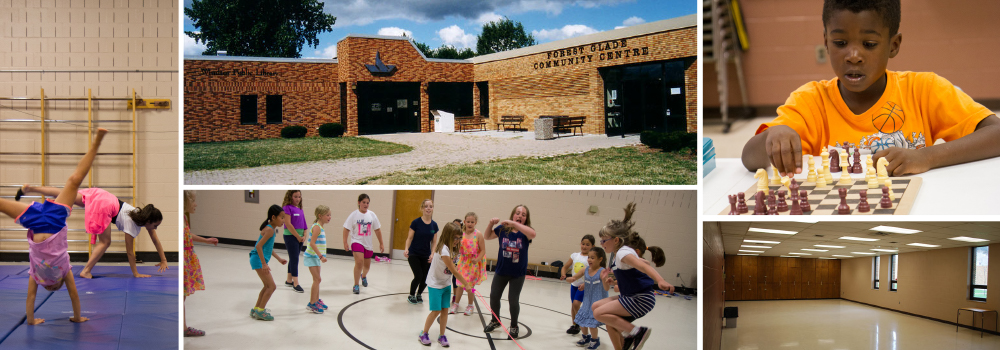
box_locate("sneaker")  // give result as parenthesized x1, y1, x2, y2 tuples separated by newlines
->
(449, 303, 459, 314)
(508, 326, 519, 339)
(416, 295, 424, 303)
(317, 299, 328, 310)
(418, 332, 431, 346)
(576, 334, 592, 347)
(628, 327, 651, 350)
(438, 335, 450, 347)
(353, 285, 360, 294)
(484, 320, 501, 333)
(254, 308, 274, 321)
(184, 327, 205, 337)
(586, 337, 601, 350)
(307, 302, 324, 314)
(14, 187, 24, 201)
(622, 336, 634, 350)
(407, 295, 418, 304)
(250, 308, 255, 318)
(464, 305, 475, 316)
(293, 285, 304, 293)
(362, 277, 368, 287)
(285, 281, 294, 288)
(567, 324, 581, 334)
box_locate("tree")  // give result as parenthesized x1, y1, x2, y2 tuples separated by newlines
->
(185, 0, 336, 58)
(432, 45, 477, 60)
(476, 17, 536, 55)
(413, 41, 434, 58)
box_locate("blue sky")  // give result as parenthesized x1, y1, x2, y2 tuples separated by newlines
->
(183, 0, 695, 58)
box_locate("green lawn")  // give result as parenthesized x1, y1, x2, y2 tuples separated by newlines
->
(973, 289, 987, 299)
(184, 137, 412, 171)
(358, 145, 697, 185)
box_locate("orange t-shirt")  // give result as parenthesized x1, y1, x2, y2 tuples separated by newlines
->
(758, 71, 994, 155)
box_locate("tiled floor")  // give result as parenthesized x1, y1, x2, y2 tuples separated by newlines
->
(722, 299, 999, 350)
(185, 243, 697, 349)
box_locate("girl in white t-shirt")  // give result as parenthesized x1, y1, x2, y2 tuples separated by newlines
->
(342, 193, 384, 295)
(560, 234, 594, 335)
(418, 222, 471, 347)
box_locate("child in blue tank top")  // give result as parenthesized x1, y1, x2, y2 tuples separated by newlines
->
(249, 205, 288, 321)
(305, 205, 331, 314)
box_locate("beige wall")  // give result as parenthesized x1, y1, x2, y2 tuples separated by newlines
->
(705, 0, 1000, 108)
(841, 243, 999, 330)
(189, 190, 698, 287)
(0, 2, 178, 254)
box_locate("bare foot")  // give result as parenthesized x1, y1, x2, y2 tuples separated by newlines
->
(70, 316, 89, 323)
(79, 270, 93, 279)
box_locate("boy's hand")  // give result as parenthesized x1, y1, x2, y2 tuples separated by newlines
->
(27, 318, 45, 325)
(872, 148, 931, 176)
(764, 125, 804, 176)
(69, 316, 89, 323)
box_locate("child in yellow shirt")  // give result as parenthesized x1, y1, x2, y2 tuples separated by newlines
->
(743, 0, 999, 177)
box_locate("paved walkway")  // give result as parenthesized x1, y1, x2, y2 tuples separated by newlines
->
(184, 131, 640, 185)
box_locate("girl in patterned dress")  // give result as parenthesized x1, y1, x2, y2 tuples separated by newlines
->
(450, 212, 486, 316)
(183, 190, 218, 336)
(567, 247, 609, 349)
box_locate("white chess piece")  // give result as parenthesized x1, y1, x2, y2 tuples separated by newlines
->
(807, 157, 817, 182)
(877, 158, 889, 182)
(884, 178, 895, 201)
(756, 169, 770, 196)
(771, 167, 781, 185)
(815, 169, 828, 187)
(867, 167, 879, 189)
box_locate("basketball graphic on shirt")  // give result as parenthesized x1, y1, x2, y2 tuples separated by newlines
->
(872, 101, 904, 134)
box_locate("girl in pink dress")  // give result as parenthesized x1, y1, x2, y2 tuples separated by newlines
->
(450, 212, 486, 316)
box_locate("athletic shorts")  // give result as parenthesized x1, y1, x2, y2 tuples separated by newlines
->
(618, 291, 656, 320)
(351, 242, 373, 259)
(304, 255, 322, 267)
(428, 286, 451, 311)
(16, 200, 70, 234)
(250, 253, 271, 270)
(570, 284, 586, 302)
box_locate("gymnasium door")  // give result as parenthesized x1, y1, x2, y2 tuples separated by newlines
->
(356, 82, 421, 135)
(392, 190, 434, 259)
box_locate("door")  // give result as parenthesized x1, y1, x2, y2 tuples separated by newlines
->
(392, 190, 434, 258)
(357, 82, 421, 134)
(800, 259, 816, 299)
(599, 67, 624, 136)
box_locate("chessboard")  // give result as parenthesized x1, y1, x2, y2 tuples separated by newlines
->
(719, 177, 922, 215)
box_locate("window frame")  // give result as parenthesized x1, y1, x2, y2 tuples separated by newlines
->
(265, 95, 283, 124)
(889, 254, 898, 292)
(873, 255, 880, 290)
(240, 95, 258, 125)
(971, 246, 988, 302)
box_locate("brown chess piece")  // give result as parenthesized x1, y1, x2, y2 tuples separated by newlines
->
(799, 190, 811, 212)
(857, 189, 870, 213)
(790, 190, 803, 215)
(767, 194, 778, 215)
(837, 187, 850, 214)
(829, 149, 841, 172)
(728, 194, 739, 215)
(753, 192, 767, 215)
(880, 186, 893, 208)
(776, 190, 788, 212)
(737, 192, 748, 214)
(852, 148, 863, 174)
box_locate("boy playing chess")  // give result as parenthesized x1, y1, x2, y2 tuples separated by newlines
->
(742, 0, 999, 177)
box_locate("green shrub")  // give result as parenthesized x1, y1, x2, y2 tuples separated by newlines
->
(641, 131, 696, 153)
(281, 125, 308, 138)
(318, 123, 345, 138)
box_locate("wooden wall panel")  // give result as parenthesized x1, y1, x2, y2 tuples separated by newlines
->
(726, 255, 840, 300)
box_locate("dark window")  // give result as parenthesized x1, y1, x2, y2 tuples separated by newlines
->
(873, 256, 880, 290)
(340, 83, 348, 126)
(971, 246, 989, 301)
(890, 254, 898, 291)
(476, 81, 489, 118)
(266, 95, 282, 124)
(240, 95, 258, 125)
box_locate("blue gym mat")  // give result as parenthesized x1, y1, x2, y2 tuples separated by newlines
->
(0, 265, 177, 349)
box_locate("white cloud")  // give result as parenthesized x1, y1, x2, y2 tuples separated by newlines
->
(532, 24, 599, 42)
(438, 25, 477, 49)
(475, 12, 503, 24)
(183, 32, 208, 55)
(377, 27, 413, 38)
(305, 43, 338, 59)
(623, 16, 645, 26)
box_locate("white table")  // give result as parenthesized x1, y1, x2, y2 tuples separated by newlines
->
(704, 157, 1000, 215)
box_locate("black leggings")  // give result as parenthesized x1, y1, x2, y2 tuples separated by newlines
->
(408, 255, 431, 296)
(490, 274, 525, 326)
(283, 234, 301, 277)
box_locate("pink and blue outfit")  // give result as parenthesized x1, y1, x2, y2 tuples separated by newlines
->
(18, 200, 73, 288)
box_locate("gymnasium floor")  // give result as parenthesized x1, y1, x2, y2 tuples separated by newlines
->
(722, 299, 1000, 350)
(0, 262, 179, 350)
(185, 243, 697, 349)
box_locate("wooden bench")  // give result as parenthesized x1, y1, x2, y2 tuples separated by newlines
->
(455, 116, 487, 132)
(497, 115, 525, 132)
(551, 116, 586, 137)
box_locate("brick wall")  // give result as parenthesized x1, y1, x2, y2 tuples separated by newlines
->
(183, 60, 339, 142)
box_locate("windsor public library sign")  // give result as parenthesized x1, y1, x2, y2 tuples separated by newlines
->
(532, 38, 649, 70)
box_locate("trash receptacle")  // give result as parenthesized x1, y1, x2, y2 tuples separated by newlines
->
(534, 117, 554, 140)
(724, 306, 738, 328)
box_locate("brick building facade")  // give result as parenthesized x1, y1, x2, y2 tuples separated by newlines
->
(184, 15, 696, 143)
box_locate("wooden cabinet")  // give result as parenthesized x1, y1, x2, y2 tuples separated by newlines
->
(724, 255, 840, 300)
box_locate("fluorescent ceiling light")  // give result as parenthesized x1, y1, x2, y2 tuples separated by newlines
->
(907, 243, 940, 248)
(815, 245, 846, 248)
(870, 225, 922, 234)
(870, 249, 898, 252)
(802, 249, 828, 252)
(748, 228, 798, 235)
(741, 245, 772, 249)
(832, 255, 854, 258)
(840, 236, 879, 242)
(949, 236, 989, 243)
(851, 252, 876, 255)
(779, 255, 800, 258)
(743, 239, 781, 244)
(737, 254, 759, 256)
(788, 252, 811, 255)
(819, 257, 836, 259)
(739, 250, 764, 253)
